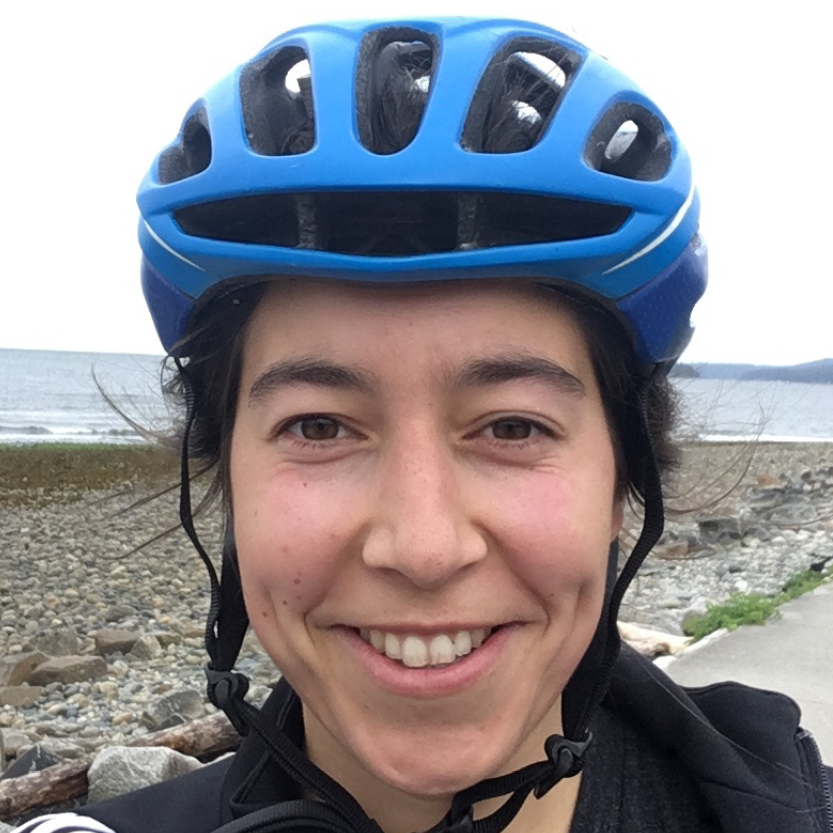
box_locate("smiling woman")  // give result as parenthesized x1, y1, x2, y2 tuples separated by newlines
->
(231, 282, 620, 817)
(15, 15, 831, 833)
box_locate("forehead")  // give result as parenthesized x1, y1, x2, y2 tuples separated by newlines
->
(243, 279, 591, 363)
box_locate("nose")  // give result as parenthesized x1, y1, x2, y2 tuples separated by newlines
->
(361, 426, 488, 588)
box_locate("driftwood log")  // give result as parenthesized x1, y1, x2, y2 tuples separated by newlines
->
(0, 711, 240, 821)
(618, 621, 693, 657)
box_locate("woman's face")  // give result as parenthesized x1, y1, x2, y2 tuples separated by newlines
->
(230, 279, 623, 802)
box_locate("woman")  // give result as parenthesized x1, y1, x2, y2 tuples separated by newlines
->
(16, 17, 831, 833)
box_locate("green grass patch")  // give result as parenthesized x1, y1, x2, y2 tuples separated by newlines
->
(0, 442, 179, 504)
(683, 567, 833, 641)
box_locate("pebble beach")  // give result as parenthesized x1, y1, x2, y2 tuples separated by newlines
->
(1, 440, 832, 791)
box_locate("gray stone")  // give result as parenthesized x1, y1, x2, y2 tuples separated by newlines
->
(0, 685, 45, 708)
(0, 729, 34, 759)
(94, 628, 142, 656)
(0, 652, 49, 686)
(130, 635, 163, 660)
(697, 516, 741, 544)
(104, 604, 139, 624)
(87, 745, 203, 802)
(33, 626, 80, 657)
(151, 631, 181, 648)
(141, 689, 205, 731)
(29, 655, 108, 686)
(0, 742, 61, 781)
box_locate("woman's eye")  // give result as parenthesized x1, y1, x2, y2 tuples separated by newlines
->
(487, 419, 543, 441)
(285, 416, 345, 441)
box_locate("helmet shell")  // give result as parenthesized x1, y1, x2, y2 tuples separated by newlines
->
(138, 17, 706, 363)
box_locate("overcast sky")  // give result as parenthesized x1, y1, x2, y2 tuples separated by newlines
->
(1, 1, 829, 366)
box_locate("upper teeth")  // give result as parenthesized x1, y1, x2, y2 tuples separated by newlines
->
(358, 628, 491, 668)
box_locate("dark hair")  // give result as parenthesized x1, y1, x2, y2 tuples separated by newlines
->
(162, 51, 680, 510)
(165, 280, 679, 514)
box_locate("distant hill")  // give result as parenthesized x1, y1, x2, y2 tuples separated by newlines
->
(672, 359, 833, 384)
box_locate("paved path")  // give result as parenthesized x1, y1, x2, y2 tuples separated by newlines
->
(661, 581, 833, 762)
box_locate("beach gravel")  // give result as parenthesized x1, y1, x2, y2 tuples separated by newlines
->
(0, 440, 831, 785)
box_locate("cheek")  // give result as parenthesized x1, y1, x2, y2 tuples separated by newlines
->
(232, 473, 357, 618)
(485, 469, 615, 598)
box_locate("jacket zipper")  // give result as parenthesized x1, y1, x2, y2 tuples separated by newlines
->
(796, 729, 833, 832)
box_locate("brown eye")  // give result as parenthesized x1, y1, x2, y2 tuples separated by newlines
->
(490, 419, 535, 440)
(289, 417, 343, 441)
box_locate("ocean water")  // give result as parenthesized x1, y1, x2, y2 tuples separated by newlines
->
(1, 348, 832, 443)
(673, 377, 833, 442)
(0, 348, 169, 443)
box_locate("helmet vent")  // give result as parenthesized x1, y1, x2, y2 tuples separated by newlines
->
(173, 191, 630, 254)
(585, 103, 671, 181)
(158, 109, 212, 185)
(356, 28, 437, 155)
(462, 39, 582, 154)
(240, 47, 315, 156)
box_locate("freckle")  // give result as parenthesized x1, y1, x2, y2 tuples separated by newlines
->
(261, 610, 268, 618)
(302, 482, 308, 488)
(281, 600, 288, 607)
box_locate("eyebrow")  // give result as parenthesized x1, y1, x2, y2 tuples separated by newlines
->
(247, 352, 585, 407)
(248, 357, 376, 406)
(455, 354, 586, 396)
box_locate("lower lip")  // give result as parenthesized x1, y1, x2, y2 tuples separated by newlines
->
(337, 626, 515, 698)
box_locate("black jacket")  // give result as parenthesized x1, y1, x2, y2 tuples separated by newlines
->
(70, 647, 833, 833)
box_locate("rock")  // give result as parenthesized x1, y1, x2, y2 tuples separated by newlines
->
(770, 500, 818, 526)
(104, 604, 139, 624)
(141, 689, 206, 731)
(32, 626, 80, 657)
(37, 738, 87, 760)
(0, 685, 45, 708)
(697, 517, 741, 544)
(0, 742, 61, 781)
(756, 473, 782, 487)
(151, 631, 181, 648)
(94, 628, 142, 656)
(0, 729, 32, 759)
(29, 656, 108, 686)
(87, 745, 203, 802)
(130, 635, 163, 660)
(0, 652, 49, 686)
(652, 541, 690, 560)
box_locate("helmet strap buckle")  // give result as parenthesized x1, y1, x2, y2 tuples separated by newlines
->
(534, 732, 592, 798)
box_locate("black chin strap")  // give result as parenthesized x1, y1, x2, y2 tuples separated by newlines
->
(175, 366, 665, 833)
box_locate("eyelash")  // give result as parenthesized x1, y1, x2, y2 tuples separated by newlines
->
(277, 415, 354, 445)
(477, 417, 555, 444)
(276, 414, 555, 447)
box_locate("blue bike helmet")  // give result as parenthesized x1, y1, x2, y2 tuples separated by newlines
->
(138, 17, 706, 366)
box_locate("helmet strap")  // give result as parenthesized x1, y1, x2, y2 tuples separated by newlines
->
(175, 361, 664, 833)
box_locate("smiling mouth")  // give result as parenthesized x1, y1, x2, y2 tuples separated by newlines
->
(357, 627, 496, 668)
